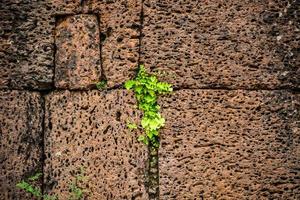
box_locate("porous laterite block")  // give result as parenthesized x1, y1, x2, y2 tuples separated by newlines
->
(55, 14, 101, 89)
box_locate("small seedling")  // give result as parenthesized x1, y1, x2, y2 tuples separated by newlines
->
(16, 167, 88, 200)
(68, 182, 84, 200)
(96, 80, 107, 90)
(16, 180, 42, 197)
(67, 167, 88, 200)
(137, 135, 149, 145)
(124, 65, 172, 147)
(16, 172, 57, 200)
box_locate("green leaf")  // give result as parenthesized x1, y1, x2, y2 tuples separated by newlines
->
(134, 85, 143, 94)
(148, 116, 165, 130)
(156, 82, 172, 93)
(137, 135, 149, 145)
(145, 111, 157, 118)
(148, 90, 156, 97)
(127, 121, 138, 130)
(16, 181, 42, 197)
(138, 65, 146, 75)
(141, 117, 150, 129)
(28, 172, 42, 181)
(96, 80, 107, 90)
(149, 76, 157, 83)
(144, 95, 156, 103)
(156, 114, 165, 126)
(147, 130, 159, 138)
(124, 80, 135, 90)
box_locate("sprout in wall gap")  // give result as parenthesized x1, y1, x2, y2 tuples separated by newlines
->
(124, 65, 173, 147)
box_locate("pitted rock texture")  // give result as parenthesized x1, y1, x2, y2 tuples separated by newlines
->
(44, 90, 148, 199)
(55, 14, 101, 89)
(1, 0, 141, 90)
(0, 1, 55, 90)
(159, 90, 300, 199)
(142, 0, 300, 89)
(0, 91, 43, 199)
(97, 0, 141, 88)
(48, 0, 81, 14)
(51, 0, 142, 88)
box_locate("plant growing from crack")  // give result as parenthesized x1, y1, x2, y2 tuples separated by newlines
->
(125, 65, 172, 147)
(16, 167, 88, 200)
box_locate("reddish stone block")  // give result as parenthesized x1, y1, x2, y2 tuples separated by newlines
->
(79, 0, 142, 87)
(44, 90, 148, 199)
(55, 14, 101, 89)
(142, 1, 300, 89)
(98, 0, 141, 87)
(159, 90, 300, 199)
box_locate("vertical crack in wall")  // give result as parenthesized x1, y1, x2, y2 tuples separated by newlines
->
(39, 14, 58, 195)
(137, 0, 144, 69)
(40, 92, 47, 197)
(138, 0, 160, 199)
(52, 17, 58, 90)
(148, 146, 159, 200)
(96, 13, 107, 82)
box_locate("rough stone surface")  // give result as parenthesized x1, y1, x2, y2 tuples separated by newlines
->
(44, 90, 148, 199)
(97, 0, 141, 87)
(142, 0, 300, 89)
(55, 14, 101, 89)
(1, 1, 299, 199)
(77, 0, 142, 87)
(0, 91, 43, 199)
(0, 1, 55, 90)
(48, 0, 81, 15)
(51, 0, 142, 88)
(0, 0, 141, 90)
(159, 90, 300, 199)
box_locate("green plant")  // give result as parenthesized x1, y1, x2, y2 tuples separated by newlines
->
(16, 172, 57, 200)
(16, 180, 42, 197)
(67, 167, 88, 200)
(16, 168, 88, 200)
(124, 65, 172, 147)
(126, 121, 138, 130)
(68, 182, 84, 200)
(96, 80, 107, 90)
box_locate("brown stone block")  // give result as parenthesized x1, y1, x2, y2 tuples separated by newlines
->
(0, 1, 54, 89)
(159, 90, 300, 199)
(80, 0, 142, 87)
(0, 91, 43, 199)
(100, 1, 141, 87)
(142, 1, 300, 89)
(44, 90, 148, 199)
(55, 14, 101, 89)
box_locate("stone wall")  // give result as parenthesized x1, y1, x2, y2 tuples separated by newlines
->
(0, 0, 299, 199)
